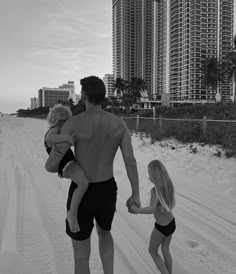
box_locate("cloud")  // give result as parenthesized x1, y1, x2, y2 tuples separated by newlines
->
(92, 32, 112, 38)
(32, 47, 85, 57)
(29, 45, 102, 76)
(45, 1, 112, 39)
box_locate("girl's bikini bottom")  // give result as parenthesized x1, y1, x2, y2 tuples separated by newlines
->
(155, 218, 176, 237)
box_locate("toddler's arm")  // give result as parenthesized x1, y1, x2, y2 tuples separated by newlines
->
(46, 128, 75, 145)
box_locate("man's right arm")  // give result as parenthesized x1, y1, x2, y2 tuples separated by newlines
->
(119, 121, 140, 208)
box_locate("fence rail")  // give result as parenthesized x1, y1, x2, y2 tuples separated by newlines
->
(121, 115, 236, 123)
(121, 115, 236, 133)
(121, 115, 236, 149)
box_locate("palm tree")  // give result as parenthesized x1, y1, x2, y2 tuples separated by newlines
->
(121, 93, 136, 110)
(120, 77, 147, 111)
(113, 77, 128, 97)
(128, 77, 147, 101)
(224, 34, 236, 103)
(202, 57, 221, 103)
(107, 95, 120, 112)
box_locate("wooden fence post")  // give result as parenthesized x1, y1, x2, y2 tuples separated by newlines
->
(153, 106, 156, 122)
(159, 116, 163, 133)
(203, 116, 207, 136)
(136, 115, 140, 131)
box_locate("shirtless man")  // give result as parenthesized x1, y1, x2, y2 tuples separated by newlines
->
(45, 76, 140, 274)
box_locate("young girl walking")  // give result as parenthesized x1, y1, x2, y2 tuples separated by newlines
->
(44, 104, 88, 233)
(130, 159, 176, 274)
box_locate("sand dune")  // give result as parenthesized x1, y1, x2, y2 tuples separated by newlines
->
(0, 116, 235, 273)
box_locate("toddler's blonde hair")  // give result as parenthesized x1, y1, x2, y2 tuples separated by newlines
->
(148, 159, 175, 212)
(47, 104, 72, 128)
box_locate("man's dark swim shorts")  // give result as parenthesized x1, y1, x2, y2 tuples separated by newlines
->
(66, 177, 117, 241)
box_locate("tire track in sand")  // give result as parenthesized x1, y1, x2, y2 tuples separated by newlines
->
(12, 137, 74, 274)
(9, 146, 56, 274)
(0, 172, 9, 252)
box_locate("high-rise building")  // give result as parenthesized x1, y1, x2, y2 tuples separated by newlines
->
(103, 74, 115, 97)
(152, 0, 169, 98)
(218, 0, 234, 101)
(38, 81, 75, 107)
(112, 0, 153, 95)
(113, 0, 234, 103)
(167, 0, 234, 102)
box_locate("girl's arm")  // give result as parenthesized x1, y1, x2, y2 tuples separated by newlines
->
(131, 187, 158, 214)
(46, 128, 74, 145)
(132, 205, 156, 214)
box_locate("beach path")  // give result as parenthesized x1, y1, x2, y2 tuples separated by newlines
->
(0, 116, 235, 273)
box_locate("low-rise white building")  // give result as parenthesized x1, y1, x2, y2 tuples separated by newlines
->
(30, 97, 38, 109)
(75, 94, 81, 105)
(38, 81, 75, 107)
(103, 74, 114, 97)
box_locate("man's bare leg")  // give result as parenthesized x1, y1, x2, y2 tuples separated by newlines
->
(63, 162, 88, 232)
(96, 223, 114, 274)
(72, 238, 91, 274)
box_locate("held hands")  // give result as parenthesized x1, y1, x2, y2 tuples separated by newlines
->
(126, 195, 141, 214)
(129, 204, 139, 214)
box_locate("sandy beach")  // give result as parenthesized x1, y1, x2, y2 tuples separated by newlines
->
(0, 116, 235, 274)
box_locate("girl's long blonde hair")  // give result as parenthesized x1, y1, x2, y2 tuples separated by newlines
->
(148, 159, 175, 212)
(47, 104, 72, 128)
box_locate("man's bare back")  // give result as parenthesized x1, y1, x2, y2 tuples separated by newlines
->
(62, 107, 125, 182)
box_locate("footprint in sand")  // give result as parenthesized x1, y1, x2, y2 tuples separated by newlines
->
(226, 187, 236, 197)
(186, 240, 199, 249)
(185, 240, 209, 257)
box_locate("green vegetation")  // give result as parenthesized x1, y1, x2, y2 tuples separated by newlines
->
(17, 106, 50, 119)
(122, 103, 236, 157)
(17, 101, 85, 118)
(17, 101, 236, 157)
(113, 77, 148, 110)
(201, 56, 221, 102)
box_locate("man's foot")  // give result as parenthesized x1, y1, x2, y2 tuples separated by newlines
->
(67, 213, 80, 233)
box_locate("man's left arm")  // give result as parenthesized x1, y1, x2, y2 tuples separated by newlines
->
(45, 118, 74, 173)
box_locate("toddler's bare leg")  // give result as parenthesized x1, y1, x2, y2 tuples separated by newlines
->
(63, 161, 88, 232)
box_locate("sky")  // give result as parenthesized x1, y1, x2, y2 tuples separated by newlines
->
(0, 0, 112, 113)
(0, 0, 236, 113)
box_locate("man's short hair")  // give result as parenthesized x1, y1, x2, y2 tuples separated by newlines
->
(80, 76, 106, 105)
